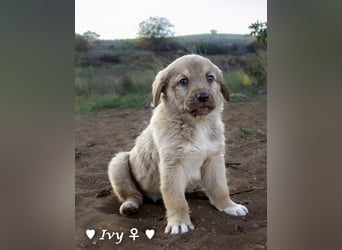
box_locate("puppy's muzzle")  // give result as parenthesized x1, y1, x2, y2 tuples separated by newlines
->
(186, 91, 215, 116)
(196, 92, 209, 103)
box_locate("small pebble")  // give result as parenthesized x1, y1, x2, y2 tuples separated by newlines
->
(252, 223, 259, 228)
(254, 244, 265, 249)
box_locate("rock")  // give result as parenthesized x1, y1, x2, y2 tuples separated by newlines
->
(252, 223, 259, 229)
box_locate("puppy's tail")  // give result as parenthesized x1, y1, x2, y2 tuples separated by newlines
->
(108, 152, 143, 215)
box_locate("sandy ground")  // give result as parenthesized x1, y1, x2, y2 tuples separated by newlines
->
(75, 101, 267, 249)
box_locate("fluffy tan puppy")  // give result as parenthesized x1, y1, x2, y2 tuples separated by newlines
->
(108, 55, 248, 234)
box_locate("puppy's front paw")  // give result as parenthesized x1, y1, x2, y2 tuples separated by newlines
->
(119, 200, 139, 215)
(165, 221, 194, 234)
(224, 202, 248, 216)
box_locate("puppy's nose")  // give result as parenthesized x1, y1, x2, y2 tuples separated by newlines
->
(196, 92, 209, 102)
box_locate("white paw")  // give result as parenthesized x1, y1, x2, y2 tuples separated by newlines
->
(224, 203, 248, 216)
(165, 222, 194, 234)
(119, 200, 139, 215)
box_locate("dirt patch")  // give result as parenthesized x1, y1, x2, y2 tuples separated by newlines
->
(75, 101, 267, 249)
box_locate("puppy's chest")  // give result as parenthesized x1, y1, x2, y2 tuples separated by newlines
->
(181, 123, 223, 157)
(179, 123, 223, 183)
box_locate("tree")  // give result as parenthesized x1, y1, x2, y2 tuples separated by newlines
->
(138, 17, 174, 39)
(137, 17, 176, 51)
(83, 31, 100, 41)
(75, 33, 89, 52)
(248, 21, 267, 46)
(210, 29, 218, 35)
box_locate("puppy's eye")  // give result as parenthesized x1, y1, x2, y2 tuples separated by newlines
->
(207, 74, 214, 83)
(179, 78, 189, 85)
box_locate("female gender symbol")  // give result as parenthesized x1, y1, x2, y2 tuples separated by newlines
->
(129, 228, 139, 241)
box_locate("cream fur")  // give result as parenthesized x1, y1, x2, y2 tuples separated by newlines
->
(108, 55, 248, 234)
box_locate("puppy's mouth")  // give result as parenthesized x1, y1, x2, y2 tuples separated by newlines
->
(186, 103, 215, 116)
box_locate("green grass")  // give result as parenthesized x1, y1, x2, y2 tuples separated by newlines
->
(224, 71, 266, 102)
(75, 48, 266, 113)
(239, 127, 252, 138)
(75, 66, 156, 112)
(75, 93, 151, 113)
(75, 68, 266, 113)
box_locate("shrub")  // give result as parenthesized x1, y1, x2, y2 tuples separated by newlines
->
(240, 51, 267, 86)
(136, 37, 185, 52)
(183, 42, 240, 55)
(119, 75, 134, 94)
(98, 54, 121, 63)
(246, 39, 265, 53)
(224, 70, 252, 89)
(75, 34, 89, 52)
(223, 69, 266, 102)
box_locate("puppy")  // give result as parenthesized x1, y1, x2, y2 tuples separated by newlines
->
(108, 55, 248, 234)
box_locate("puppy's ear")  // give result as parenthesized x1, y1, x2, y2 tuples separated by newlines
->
(220, 81, 230, 101)
(152, 69, 167, 107)
(214, 66, 230, 101)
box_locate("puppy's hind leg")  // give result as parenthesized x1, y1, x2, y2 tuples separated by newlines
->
(108, 152, 143, 216)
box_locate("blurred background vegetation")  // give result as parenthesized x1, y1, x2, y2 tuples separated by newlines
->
(75, 17, 267, 113)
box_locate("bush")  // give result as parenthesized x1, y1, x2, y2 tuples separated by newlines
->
(119, 75, 134, 94)
(136, 37, 185, 52)
(98, 54, 121, 63)
(75, 34, 89, 52)
(223, 70, 265, 102)
(246, 39, 265, 53)
(240, 51, 267, 86)
(198, 42, 225, 55)
(184, 42, 240, 55)
(224, 70, 252, 89)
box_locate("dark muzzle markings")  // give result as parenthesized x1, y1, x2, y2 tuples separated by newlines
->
(196, 92, 209, 103)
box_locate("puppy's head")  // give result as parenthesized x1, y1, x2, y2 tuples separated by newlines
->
(152, 55, 229, 116)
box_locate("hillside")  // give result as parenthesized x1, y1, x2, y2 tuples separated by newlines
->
(75, 33, 266, 113)
(175, 33, 251, 48)
(76, 33, 253, 64)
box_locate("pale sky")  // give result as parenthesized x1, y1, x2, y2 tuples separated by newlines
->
(75, 0, 267, 40)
